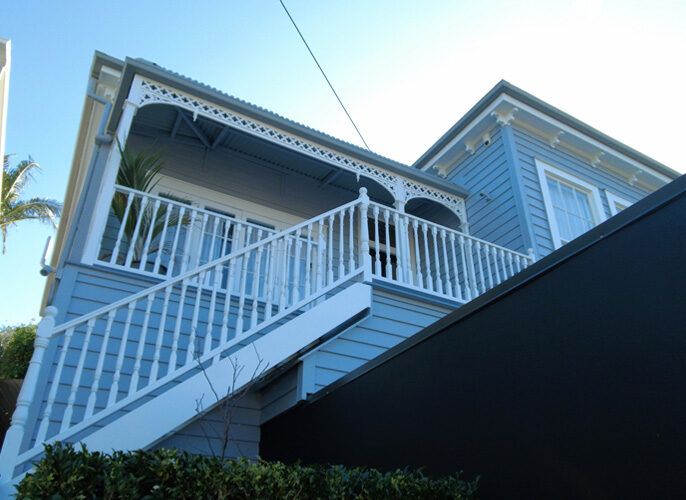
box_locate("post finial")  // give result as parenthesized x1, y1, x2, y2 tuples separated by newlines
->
(42, 306, 58, 318)
(358, 187, 369, 203)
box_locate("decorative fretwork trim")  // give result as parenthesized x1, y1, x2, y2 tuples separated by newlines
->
(132, 78, 467, 222)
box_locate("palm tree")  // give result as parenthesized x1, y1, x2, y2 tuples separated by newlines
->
(107, 141, 189, 264)
(1, 155, 62, 254)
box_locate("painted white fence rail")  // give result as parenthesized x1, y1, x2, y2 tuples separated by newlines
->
(4, 197, 367, 473)
(1, 188, 535, 482)
(96, 185, 277, 278)
(366, 201, 535, 303)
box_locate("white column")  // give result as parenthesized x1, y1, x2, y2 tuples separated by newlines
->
(0, 306, 57, 486)
(82, 82, 142, 265)
(358, 188, 372, 282)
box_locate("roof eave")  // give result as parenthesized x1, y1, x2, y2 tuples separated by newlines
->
(413, 80, 680, 181)
(107, 57, 469, 199)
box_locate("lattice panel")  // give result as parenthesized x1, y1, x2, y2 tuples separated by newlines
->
(134, 79, 467, 221)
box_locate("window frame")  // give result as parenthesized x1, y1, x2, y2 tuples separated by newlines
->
(604, 190, 633, 216)
(535, 159, 606, 249)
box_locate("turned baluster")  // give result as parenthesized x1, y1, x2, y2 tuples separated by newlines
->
(110, 191, 134, 264)
(130, 294, 155, 392)
(139, 199, 161, 271)
(421, 223, 433, 291)
(440, 229, 453, 296)
(165, 206, 185, 277)
(384, 210, 392, 278)
(124, 195, 148, 268)
(372, 206, 381, 276)
(153, 203, 172, 274)
(85, 310, 116, 417)
(149, 287, 172, 382)
(108, 302, 137, 407)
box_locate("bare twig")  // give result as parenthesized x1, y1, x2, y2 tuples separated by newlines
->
(193, 342, 269, 460)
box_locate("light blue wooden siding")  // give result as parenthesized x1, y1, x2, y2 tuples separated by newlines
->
(30, 263, 291, 449)
(446, 127, 525, 252)
(260, 366, 299, 423)
(126, 134, 356, 222)
(310, 289, 450, 392)
(511, 125, 652, 257)
(154, 392, 261, 459)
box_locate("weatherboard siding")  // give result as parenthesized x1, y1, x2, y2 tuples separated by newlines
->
(310, 289, 451, 392)
(126, 134, 357, 224)
(445, 127, 525, 253)
(149, 288, 451, 457)
(154, 392, 262, 459)
(511, 125, 652, 258)
(28, 263, 282, 451)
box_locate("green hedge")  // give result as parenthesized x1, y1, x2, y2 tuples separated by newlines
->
(16, 443, 478, 499)
(0, 324, 36, 379)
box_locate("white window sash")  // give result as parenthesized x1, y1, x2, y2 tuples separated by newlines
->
(604, 190, 634, 216)
(536, 159, 606, 249)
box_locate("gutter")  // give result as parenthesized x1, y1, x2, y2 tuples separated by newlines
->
(87, 77, 113, 145)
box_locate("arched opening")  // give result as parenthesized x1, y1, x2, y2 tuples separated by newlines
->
(405, 197, 462, 230)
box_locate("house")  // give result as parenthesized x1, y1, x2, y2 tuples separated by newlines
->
(260, 172, 686, 498)
(0, 51, 679, 493)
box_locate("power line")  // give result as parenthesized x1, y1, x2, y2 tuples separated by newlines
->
(278, 0, 371, 151)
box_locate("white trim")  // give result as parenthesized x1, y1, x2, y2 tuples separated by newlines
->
(422, 93, 673, 187)
(133, 78, 467, 221)
(535, 159, 606, 249)
(82, 79, 143, 265)
(81, 282, 372, 453)
(604, 190, 634, 216)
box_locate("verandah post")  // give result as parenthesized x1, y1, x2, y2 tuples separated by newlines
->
(0, 306, 57, 486)
(82, 81, 142, 265)
(358, 188, 372, 282)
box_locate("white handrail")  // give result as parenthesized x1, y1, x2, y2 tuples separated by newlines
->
(96, 184, 279, 277)
(13, 188, 538, 469)
(31, 196, 367, 450)
(366, 200, 534, 302)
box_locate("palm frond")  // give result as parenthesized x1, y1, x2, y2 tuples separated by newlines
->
(116, 140, 164, 194)
(2, 155, 41, 205)
(0, 198, 62, 229)
(1, 156, 62, 254)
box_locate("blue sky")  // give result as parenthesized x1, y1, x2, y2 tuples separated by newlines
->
(1, 0, 685, 325)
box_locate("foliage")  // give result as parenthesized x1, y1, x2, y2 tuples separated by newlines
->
(16, 443, 479, 499)
(108, 142, 189, 263)
(1, 155, 62, 254)
(0, 324, 36, 379)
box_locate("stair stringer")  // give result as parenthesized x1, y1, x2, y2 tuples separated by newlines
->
(81, 283, 372, 453)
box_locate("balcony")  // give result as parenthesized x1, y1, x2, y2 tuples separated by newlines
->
(94, 185, 534, 305)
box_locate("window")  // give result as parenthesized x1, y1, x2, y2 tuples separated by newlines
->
(536, 159, 606, 249)
(604, 190, 633, 216)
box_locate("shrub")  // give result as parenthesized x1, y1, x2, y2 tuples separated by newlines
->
(0, 324, 36, 379)
(16, 443, 479, 499)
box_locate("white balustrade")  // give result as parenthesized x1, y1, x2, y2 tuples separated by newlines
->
(365, 201, 534, 302)
(10, 188, 536, 473)
(23, 197, 366, 458)
(97, 185, 277, 278)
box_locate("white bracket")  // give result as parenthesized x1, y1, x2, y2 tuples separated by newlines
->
(549, 131, 564, 148)
(491, 107, 518, 127)
(590, 152, 604, 168)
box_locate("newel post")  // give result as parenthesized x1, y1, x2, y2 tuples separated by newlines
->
(526, 248, 536, 267)
(358, 188, 372, 282)
(0, 306, 57, 483)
